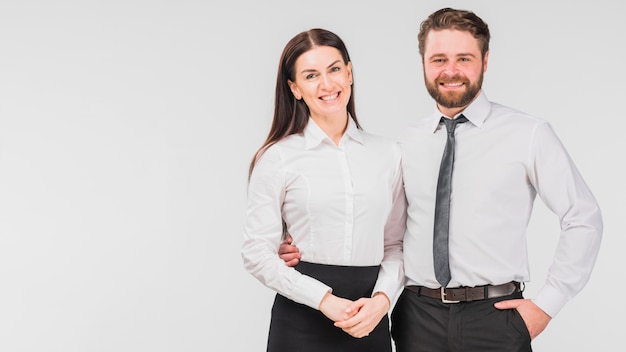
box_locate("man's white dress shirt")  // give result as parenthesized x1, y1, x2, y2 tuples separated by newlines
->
(398, 91, 602, 317)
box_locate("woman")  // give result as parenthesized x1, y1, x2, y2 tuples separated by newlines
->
(241, 28, 406, 352)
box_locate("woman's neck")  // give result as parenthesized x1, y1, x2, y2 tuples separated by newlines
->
(311, 113, 349, 146)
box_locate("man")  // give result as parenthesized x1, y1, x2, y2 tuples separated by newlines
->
(279, 8, 602, 351)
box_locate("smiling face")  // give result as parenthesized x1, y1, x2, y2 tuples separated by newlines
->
(288, 45, 352, 122)
(423, 29, 488, 117)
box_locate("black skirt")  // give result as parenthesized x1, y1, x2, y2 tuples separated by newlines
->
(266, 261, 391, 352)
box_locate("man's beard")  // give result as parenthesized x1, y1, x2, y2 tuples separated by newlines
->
(425, 72, 483, 109)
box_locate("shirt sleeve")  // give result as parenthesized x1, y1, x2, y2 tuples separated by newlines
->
(241, 146, 331, 310)
(372, 143, 407, 304)
(528, 122, 603, 317)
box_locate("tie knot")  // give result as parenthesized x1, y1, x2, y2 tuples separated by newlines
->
(440, 115, 468, 134)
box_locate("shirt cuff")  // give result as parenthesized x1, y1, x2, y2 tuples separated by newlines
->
(532, 284, 570, 318)
(291, 275, 332, 310)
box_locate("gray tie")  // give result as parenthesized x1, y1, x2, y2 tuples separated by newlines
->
(433, 115, 468, 287)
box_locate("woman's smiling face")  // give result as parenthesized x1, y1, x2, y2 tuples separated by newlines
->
(288, 45, 352, 121)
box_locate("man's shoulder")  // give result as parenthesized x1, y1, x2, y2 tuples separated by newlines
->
(489, 101, 548, 126)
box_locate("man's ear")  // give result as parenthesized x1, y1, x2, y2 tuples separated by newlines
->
(483, 50, 489, 73)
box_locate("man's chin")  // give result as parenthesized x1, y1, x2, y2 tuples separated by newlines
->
(437, 98, 465, 109)
(436, 90, 480, 109)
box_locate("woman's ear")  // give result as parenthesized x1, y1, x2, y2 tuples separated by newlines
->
(347, 62, 353, 85)
(288, 80, 301, 100)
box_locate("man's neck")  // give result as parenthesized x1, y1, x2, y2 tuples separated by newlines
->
(438, 105, 466, 119)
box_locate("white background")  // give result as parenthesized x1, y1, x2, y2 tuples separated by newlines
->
(0, 1, 622, 351)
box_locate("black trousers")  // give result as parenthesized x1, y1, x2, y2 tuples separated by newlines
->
(267, 261, 392, 352)
(391, 288, 531, 352)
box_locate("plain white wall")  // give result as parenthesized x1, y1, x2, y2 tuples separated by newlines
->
(0, 1, 622, 351)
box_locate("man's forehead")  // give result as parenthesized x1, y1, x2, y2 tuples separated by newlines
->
(424, 30, 481, 55)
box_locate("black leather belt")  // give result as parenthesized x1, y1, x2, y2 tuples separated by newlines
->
(405, 281, 521, 303)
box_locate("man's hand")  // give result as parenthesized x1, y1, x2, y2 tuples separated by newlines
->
(494, 298, 552, 339)
(333, 292, 390, 338)
(279, 234, 301, 267)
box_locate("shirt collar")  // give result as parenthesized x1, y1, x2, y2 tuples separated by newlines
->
(427, 90, 492, 132)
(304, 116, 363, 149)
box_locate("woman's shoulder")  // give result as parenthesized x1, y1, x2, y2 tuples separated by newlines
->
(359, 130, 400, 149)
(256, 133, 305, 161)
(357, 130, 402, 163)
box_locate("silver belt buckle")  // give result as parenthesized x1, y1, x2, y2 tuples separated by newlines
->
(441, 287, 460, 303)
